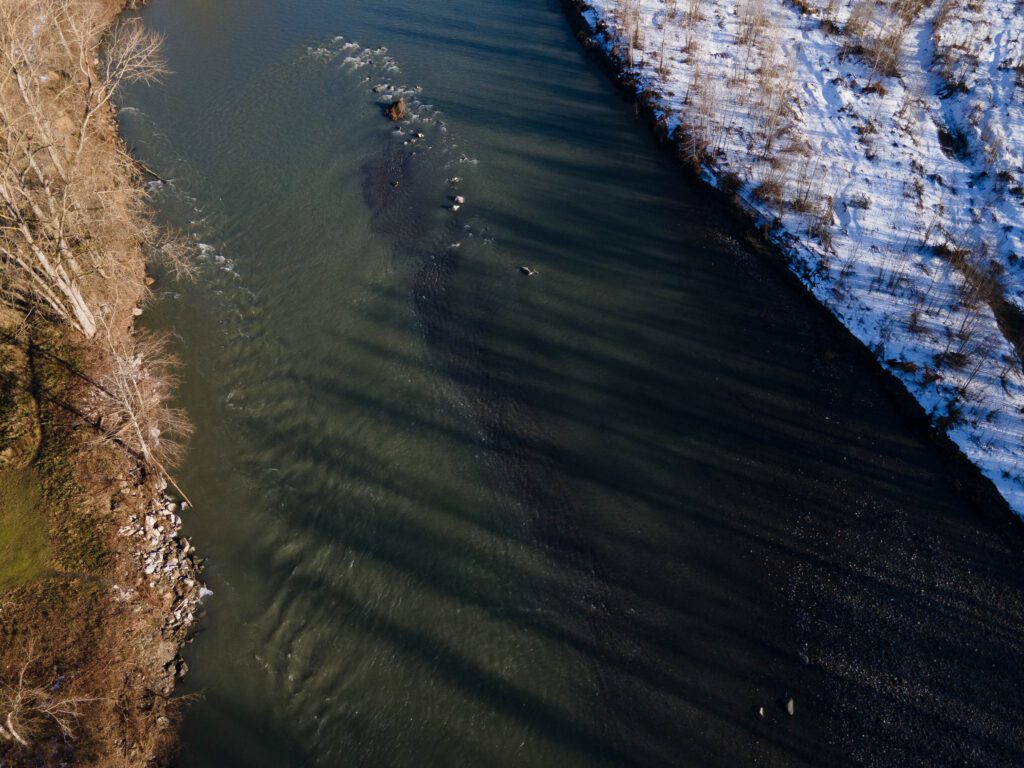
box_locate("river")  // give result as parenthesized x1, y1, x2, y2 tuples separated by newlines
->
(118, 0, 1024, 766)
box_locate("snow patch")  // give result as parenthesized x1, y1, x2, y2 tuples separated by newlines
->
(583, 0, 1024, 515)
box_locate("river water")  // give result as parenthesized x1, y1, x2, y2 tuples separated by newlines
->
(119, 1, 1024, 766)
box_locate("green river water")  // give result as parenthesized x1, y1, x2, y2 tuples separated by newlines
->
(117, 1, 1024, 766)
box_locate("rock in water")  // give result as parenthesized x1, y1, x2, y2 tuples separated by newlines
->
(385, 97, 407, 121)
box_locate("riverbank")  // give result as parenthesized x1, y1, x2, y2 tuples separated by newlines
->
(0, 1, 201, 764)
(566, 0, 1024, 518)
(561, 0, 1024, 534)
(561, 2, 1024, 763)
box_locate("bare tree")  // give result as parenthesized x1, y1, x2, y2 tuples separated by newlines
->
(93, 329, 193, 476)
(0, 0, 171, 338)
(0, 647, 92, 749)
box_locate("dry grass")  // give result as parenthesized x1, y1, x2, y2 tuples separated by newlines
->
(0, 1, 162, 336)
(0, 322, 186, 766)
(0, 2, 194, 765)
(0, 0, 193, 471)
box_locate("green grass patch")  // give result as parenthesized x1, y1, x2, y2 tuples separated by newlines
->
(0, 467, 49, 592)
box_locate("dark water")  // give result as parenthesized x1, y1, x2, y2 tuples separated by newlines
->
(119, 1, 1024, 766)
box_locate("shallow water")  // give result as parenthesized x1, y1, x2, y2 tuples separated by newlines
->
(118, 1, 1021, 766)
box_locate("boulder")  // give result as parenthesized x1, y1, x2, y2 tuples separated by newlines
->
(385, 98, 407, 121)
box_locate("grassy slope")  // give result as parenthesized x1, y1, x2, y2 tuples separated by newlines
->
(0, 469, 47, 592)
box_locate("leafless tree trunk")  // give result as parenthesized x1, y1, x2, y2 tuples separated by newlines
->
(93, 328, 193, 474)
(0, 646, 93, 749)
(0, 0, 170, 338)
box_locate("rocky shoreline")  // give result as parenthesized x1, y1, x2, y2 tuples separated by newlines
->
(116, 483, 205, 687)
(91, 0, 208, 743)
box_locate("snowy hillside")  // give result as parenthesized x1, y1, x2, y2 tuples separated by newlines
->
(576, 0, 1024, 515)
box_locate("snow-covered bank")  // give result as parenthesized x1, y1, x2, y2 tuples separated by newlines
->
(575, 0, 1024, 515)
